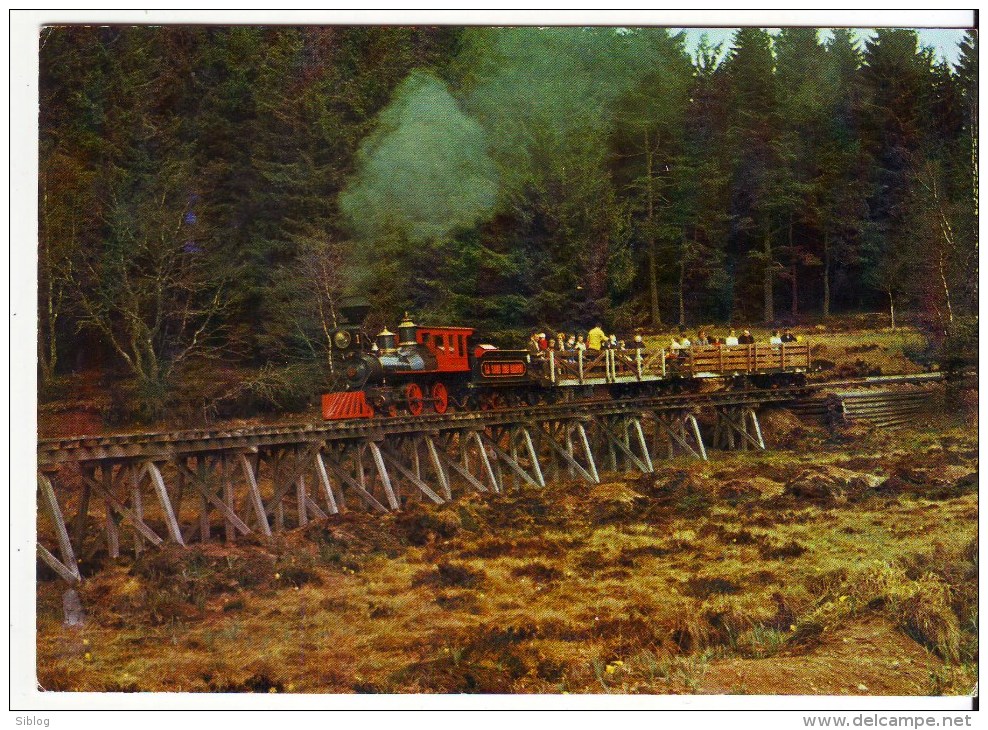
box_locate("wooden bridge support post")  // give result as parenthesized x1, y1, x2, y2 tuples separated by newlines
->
(146, 461, 185, 546)
(519, 427, 546, 487)
(240, 452, 275, 534)
(652, 412, 707, 461)
(195, 457, 210, 543)
(38, 471, 82, 584)
(102, 464, 120, 558)
(470, 431, 499, 493)
(479, 430, 541, 490)
(424, 435, 453, 500)
(367, 441, 400, 511)
(130, 464, 145, 556)
(222, 456, 236, 542)
(313, 451, 341, 517)
(713, 407, 765, 452)
(575, 422, 600, 483)
(597, 417, 652, 473)
(378, 443, 445, 505)
(73, 467, 93, 558)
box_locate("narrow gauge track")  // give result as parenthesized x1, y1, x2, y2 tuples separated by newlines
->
(38, 372, 946, 466)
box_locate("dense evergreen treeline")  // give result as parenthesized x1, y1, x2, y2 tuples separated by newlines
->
(39, 26, 977, 411)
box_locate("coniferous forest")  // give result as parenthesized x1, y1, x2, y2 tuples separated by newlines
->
(38, 26, 978, 422)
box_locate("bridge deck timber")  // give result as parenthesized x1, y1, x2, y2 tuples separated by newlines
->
(35, 372, 946, 585)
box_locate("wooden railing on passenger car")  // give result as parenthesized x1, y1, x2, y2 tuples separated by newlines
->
(542, 342, 809, 384)
(678, 343, 811, 376)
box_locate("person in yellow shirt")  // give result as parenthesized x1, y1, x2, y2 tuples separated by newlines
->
(586, 324, 606, 351)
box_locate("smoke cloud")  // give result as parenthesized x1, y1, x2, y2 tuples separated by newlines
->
(341, 28, 685, 244)
(339, 72, 499, 244)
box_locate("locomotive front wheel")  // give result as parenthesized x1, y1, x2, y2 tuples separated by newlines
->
(431, 382, 449, 414)
(405, 382, 425, 416)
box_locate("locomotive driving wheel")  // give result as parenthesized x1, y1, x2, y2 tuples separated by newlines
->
(431, 382, 449, 414)
(405, 382, 425, 416)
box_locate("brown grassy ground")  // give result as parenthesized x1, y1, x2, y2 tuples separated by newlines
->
(37, 413, 977, 695)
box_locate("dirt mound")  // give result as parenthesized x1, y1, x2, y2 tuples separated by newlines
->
(715, 479, 764, 502)
(393, 505, 461, 546)
(760, 409, 824, 449)
(414, 561, 486, 589)
(637, 470, 717, 516)
(784, 466, 884, 504)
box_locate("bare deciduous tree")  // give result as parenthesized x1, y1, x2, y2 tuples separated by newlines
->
(74, 160, 233, 399)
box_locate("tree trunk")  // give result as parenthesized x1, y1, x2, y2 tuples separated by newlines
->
(790, 262, 798, 318)
(648, 244, 660, 328)
(678, 251, 686, 327)
(789, 219, 797, 317)
(645, 135, 661, 328)
(888, 290, 896, 331)
(763, 228, 774, 323)
(679, 233, 686, 327)
(822, 232, 831, 318)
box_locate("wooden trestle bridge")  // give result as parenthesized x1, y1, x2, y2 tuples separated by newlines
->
(36, 374, 946, 586)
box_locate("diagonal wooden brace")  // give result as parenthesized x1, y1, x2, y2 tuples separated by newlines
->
(479, 433, 540, 489)
(38, 472, 81, 583)
(238, 453, 273, 535)
(379, 446, 445, 504)
(598, 419, 650, 472)
(313, 451, 341, 515)
(423, 435, 453, 500)
(143, 461, 185, 545)
(367, 441, 400, 510)
(263, 444, 321, 516)
(469, 431, 499, 493)
(80, 469, 165, 548)
(175, 461, 252, 536)
(321, 452, 389, 512)
(431, 441, 488, 494)
(538, 424, 596, 484)
(716, 408, 764, 451)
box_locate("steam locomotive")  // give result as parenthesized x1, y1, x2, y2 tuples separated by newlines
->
(321, 298, 811, 420)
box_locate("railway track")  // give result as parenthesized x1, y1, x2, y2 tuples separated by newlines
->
(37, 371, 947, 465)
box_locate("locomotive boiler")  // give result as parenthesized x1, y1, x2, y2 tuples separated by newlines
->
(323, 303, 533, 419)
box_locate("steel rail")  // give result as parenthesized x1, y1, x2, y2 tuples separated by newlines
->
(36, 371, 949, 466)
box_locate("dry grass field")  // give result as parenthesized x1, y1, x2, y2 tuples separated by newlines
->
(37, 410, 977, 696)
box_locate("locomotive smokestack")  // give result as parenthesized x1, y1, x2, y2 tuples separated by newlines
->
(398, 313, 418, 347)
(339, 295, 371, 325)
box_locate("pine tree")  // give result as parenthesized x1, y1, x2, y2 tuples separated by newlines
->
(722, 28, 783, 322)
